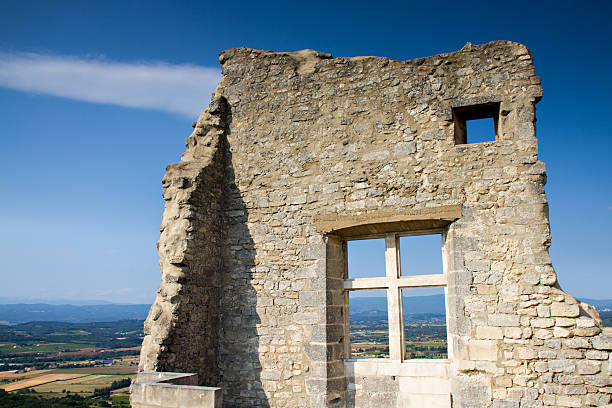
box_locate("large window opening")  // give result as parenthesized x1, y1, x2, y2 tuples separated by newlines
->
(344, 231, 448, 362)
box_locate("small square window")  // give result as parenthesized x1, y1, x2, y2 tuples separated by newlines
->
(453, 102, 500, 144)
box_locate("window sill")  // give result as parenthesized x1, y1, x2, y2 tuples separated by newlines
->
(345, 359, 449, 377)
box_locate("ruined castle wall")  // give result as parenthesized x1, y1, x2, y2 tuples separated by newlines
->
(139, 101, 228, 386)
(139, 42, 612, 408)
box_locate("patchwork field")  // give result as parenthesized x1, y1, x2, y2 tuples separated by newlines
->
(33, 373, 135, 394)
(54, 365, 137, 375)
(0, 342, 91, 354)
(0, 369, 50, 380)
(0, 320, 144, 372)
(1, 372, 88, 391)
(1, 363, 136, 396)
(0, 317, 141, 406)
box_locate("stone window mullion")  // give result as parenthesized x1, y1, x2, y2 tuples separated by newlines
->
(385, 233, 403, 361)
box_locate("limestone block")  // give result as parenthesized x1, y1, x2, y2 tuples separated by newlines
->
(398, 376, 450, 395)
(529, 318, 555, 328)
(519, 400, 543, 408)
(577, 360, 601, 375)
(468, 339, 499, 361)
(492, 400, 518, 408)
(586, 350, 609, 360)
(542, 394, 556, 405)
(576, 317, 596, 328)
(550, 303, 580, 317)
(261, 370, 282, 381)
(505, 327, 523, 339)
(548, 360, 576, 373)
(555, 317, 575, 327)
(565, 338, 590, 349)
(489, 314, 520, 327)
(477, 326, 504, 340)
(555, 395, 582, 407)
(571, 326, 601, 337)
(539, 350, 556, 359)
(593, 335, 612, 351)
(561, 349, 583, 359)
(585, 393, 611, 406)
(553, 327, 570, 338)
(534, 329, 553, 340)
(515, 347, 538, 360)
(564, 385, 586, 395)
(398, 392, 450, 408)
(536, 305, 550, 318)
(557, 375, 583, 385)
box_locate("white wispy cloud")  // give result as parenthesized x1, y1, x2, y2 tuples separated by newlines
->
(0, 52, 221, 117)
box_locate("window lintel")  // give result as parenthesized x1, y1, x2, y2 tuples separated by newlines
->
(314, 205, 461, 237)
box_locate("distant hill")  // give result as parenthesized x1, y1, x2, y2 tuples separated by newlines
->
(0, 303, 151, 324)
(1, 297, 609, 325)
(0, 297, 117, 306)
(351, 296, 612, 317)
(350, 294, 446, 316)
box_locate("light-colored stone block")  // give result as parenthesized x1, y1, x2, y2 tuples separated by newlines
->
(477, 326, 504, 339)
(468, 340, 498, 361)
(550, 303, 580, 317)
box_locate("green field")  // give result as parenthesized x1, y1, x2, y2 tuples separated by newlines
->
(350, 314, 448, 359)
(0, 342, 92, 354)
(32, 372, 135, 394)
(53, 367, 137, 376)
(0, 320, 143, 371)
(1, 364, 136, 407)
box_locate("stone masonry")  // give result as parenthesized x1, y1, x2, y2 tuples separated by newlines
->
(135, 41, 612, 407)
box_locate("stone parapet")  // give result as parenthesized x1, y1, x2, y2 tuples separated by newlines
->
(130, 372, 222, 408)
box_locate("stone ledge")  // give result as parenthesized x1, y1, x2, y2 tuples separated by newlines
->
(345, 359, 450, 378)
(130, 372, 222, 408)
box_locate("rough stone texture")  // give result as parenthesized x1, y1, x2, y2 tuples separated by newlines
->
(131, 372, 222, 408)
(136, 41, 612, 407)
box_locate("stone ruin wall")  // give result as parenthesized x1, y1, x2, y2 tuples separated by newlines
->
(137, 41, 612, 407)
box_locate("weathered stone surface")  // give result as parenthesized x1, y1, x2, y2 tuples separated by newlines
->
(133, 42, 610, 408)
(477, 326, 504, 340)
(593, 335, 612, 350)
(550, 303, 580, 318)
(586, 350, 609, 360)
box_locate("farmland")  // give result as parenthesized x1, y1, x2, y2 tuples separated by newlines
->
(0, 320, 143, 371)
(349, 313, 448, 359)
(2, 372, 88, 392)
(1, 361, 137, 392)
(0, 320, 141, 406)
(0, 361, 136, 407)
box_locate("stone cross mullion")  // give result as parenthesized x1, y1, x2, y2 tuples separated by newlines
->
(385, 233, 404, 361)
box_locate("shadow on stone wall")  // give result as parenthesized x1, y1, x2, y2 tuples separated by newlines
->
(217, 107, 269, 407)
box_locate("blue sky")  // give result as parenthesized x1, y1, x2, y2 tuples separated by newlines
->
(0, 0, 610, 303)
